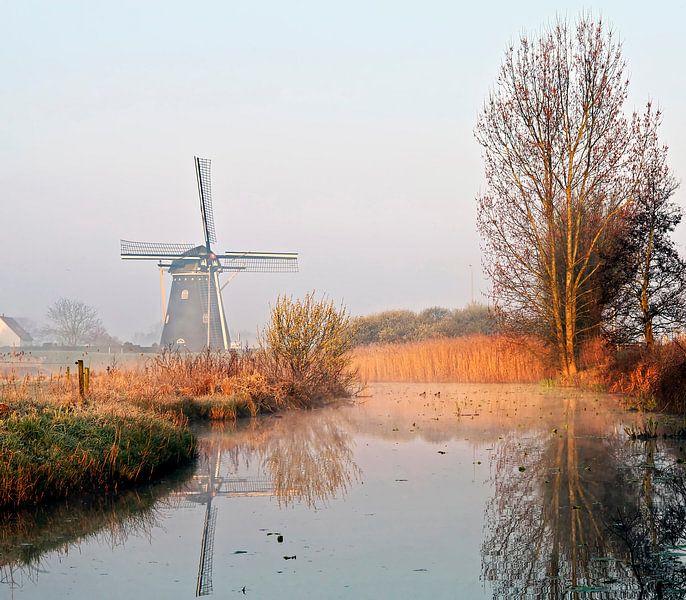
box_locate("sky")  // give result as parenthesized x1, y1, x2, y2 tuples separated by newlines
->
(1, 0, 685, 342)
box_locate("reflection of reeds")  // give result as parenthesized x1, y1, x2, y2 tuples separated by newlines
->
(352, 336, 553, 383)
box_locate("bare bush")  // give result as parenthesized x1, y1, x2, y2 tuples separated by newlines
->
(261, 292, 358, 404)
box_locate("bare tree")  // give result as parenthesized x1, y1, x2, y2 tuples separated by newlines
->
(476, 15, 636, 376)
(45, 298, 106, 346)
(603, 105, 685, 347)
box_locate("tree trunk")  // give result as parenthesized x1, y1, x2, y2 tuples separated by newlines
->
(641, 224, 655, 350)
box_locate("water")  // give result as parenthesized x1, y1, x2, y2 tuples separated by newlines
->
(2, 383, 686, 599)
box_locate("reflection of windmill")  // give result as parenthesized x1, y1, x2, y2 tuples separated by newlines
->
(120, 157, 298, 351)
(172, 446, 276, 597)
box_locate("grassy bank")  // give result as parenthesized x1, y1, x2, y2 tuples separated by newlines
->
(0, 403, 195, 510)
(352, 335, 554, 383)
(0, 351, 354, 511)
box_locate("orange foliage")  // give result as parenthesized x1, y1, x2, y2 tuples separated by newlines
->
(605, 338, 686, 411)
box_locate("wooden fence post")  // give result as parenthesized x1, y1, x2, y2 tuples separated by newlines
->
(75, 360, 84, 398)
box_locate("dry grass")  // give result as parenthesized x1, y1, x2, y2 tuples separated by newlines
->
(0, 349, 339, 421)
(351, 335, 554, 383)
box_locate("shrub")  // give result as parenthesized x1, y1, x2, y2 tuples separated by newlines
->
(351, 304, 496, 346)
(261, 292, 358, 404)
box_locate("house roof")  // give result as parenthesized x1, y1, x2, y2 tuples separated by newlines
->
(0, 316, 33, 342)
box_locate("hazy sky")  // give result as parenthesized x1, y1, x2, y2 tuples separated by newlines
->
(2, 0, 685, 341)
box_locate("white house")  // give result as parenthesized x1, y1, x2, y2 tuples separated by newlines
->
(0, 316, 33, 348)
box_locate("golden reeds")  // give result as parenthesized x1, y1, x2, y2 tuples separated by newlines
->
(351, 335, 554, 383)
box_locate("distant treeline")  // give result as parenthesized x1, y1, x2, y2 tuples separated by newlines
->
(351, 304, 496, 346)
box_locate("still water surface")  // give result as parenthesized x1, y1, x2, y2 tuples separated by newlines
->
(2, 383, 686, 599)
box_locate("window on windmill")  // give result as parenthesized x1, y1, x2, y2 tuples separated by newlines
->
(203, 313, 209, 324)
(181, 289, 189, 300)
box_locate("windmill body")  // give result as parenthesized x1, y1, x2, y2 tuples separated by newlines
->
(161, 245, 229, 350)
(121, 157, 298, 351)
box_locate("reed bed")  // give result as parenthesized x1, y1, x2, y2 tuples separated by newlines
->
(351, 335, 554, 383)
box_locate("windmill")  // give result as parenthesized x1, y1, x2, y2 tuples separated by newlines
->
(121, 157, 298, 351)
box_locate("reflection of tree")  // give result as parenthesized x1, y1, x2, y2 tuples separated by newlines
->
(259, 414, 362, 508)
(605, 441, 686, 598)
(191, 409, 362, 509)
(0, 465, 194, 591)
(482, 395, 686, 599)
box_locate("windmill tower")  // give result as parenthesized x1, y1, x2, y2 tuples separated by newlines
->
(120, 157, 298, 351)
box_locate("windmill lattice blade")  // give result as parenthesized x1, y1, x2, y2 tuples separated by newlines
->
(195, 157, 217, 246)
(218, 252, 299, 273)
(120, 240, 197, 259)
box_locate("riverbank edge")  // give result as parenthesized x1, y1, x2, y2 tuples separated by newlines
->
(0, 388, 347, 512)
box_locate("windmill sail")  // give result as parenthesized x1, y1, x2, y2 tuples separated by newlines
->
(120, 240, 197, 260)
(218, 252, 299, 273)
(195, 157, 216, 248)
(196, 500, 218, 596)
